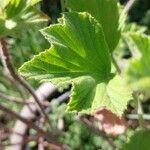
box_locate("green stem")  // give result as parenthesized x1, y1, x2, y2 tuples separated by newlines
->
(127, 114, 150, 120)
(61, 0, 65, 12)
(111, 53, 121, 74)
(133, 94, 146, 129)
(137, 99, 145, 129)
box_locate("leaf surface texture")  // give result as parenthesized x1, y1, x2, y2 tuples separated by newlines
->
(19, 12, 131, 115)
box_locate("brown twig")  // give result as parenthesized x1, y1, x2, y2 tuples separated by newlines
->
(0, 91, 35, 105)
(0, 91, 55, 107)
(0, 104, 47, 136)
(0, 39, 51, 127)
(9, 83, 57, 150)
(0, 104, 62, 145)
(0, 71, 27, 99)
(77, 115, 116, 150)
(0, 123, 24, 137)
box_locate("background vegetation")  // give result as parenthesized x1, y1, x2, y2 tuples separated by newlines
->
(0, 0, 150, 150)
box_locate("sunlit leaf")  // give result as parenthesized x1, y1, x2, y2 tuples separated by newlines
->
(19, 12, 132, 116)
(0, 0, 48, 37)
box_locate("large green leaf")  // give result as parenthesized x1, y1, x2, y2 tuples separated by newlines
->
(19, 12, 132, 116)
(65, 0, 120, 52)
(121, 130, 150, 150)
(126, 33, 150, 90)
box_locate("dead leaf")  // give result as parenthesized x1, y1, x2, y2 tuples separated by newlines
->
(93, 108, 127, 136)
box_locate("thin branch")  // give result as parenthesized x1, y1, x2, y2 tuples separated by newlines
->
(0, 39, 51, 127)
(0, 91, 55, 107)
(111, 53, 121, 74)
(119, 0, 137, 30)
(0, 123, 24, 137)
(123, 0, 137, 14)
(0, 104, 47, 136)
(9, 83, 57, 150)
(0, 92, 35, 105)
(0, 105, 62, 148)
(0, 136, 40, 147)
(77, 115, 116, 150)
(0, 91, 36, 116)
(127, 114, 150, 120)
(0, 91, 23, 102)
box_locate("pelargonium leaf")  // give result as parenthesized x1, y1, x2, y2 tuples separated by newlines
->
(19, 12, 111, 82)
(19, 12, 132, 116)
(65, 0, 120, 52)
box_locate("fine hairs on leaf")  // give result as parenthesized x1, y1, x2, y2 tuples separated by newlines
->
(19, 12, 132, 116)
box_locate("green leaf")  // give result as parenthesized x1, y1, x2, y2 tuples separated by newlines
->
(19, 12, 132, 116)
(5, 0, 48, 22)
(121, 130, 150, 150)
(65, 0, 120, 52)
(68, 75, 132, 116)
(0, 0, 48, 37)
(20, 12, 111, 81)
(0, 0, 10, 9)
(126, 33, 150, 90)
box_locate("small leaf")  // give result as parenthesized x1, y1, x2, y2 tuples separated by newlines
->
(0, 0, 48, 37)
(5, 0, 48, 22)
(126, 33, 150, 90)
(121, 130, 150, 150)
(65, 0, 121, 52)
(19, 12, 132, 116)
